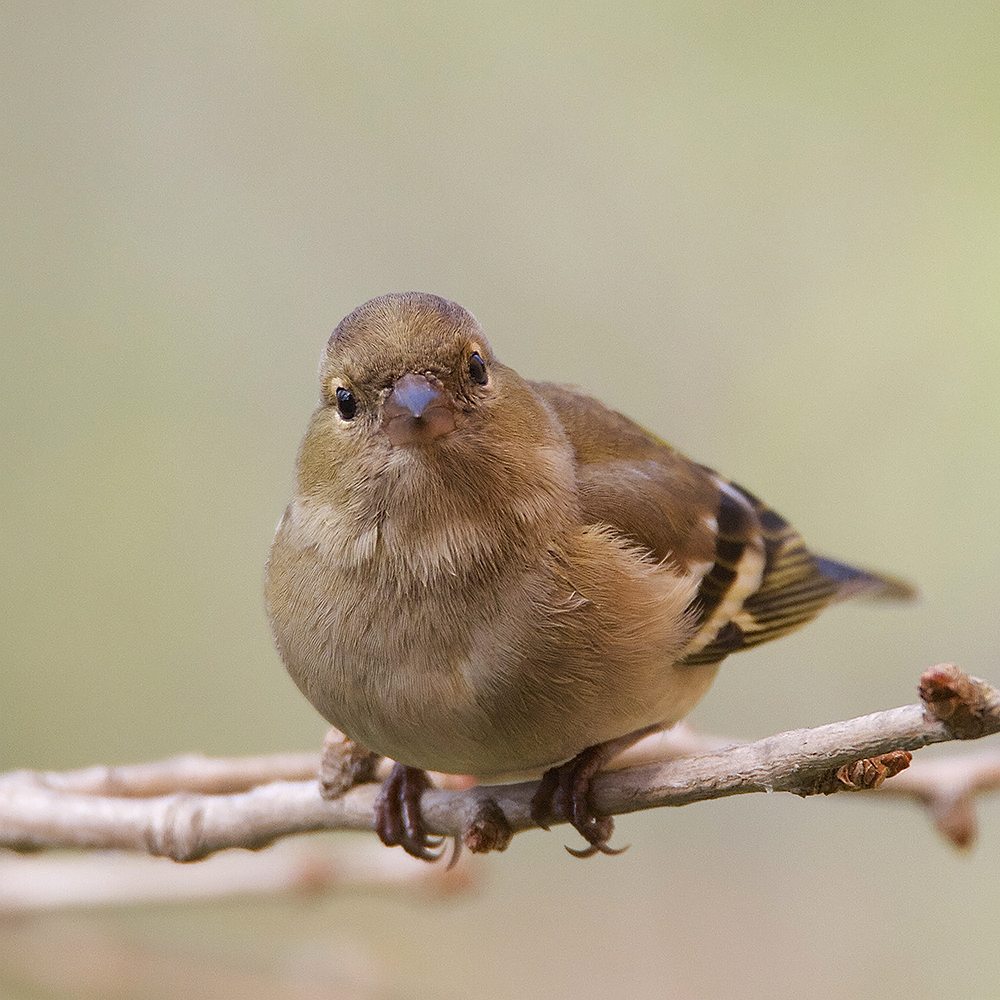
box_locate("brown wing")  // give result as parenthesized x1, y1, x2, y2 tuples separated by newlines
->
(531, 381, 720, 571)
(533, 381, 913, 667)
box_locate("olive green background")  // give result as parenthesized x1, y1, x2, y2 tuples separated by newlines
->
(2, 2, 998, 998)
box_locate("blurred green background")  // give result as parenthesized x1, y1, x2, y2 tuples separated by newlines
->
(2, 2, 998, 997)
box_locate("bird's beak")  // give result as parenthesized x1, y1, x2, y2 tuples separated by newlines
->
(383, 373, 457, 446)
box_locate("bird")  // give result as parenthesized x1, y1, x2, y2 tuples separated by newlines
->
(264, 291, 914, 860)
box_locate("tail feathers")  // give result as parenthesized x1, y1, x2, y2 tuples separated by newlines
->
(813, 556, 918, 603)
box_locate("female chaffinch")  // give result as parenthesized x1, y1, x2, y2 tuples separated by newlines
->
(265, 292, 912, 859)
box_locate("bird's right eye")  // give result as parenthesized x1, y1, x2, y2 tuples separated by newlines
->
(335, 387, 357, 420)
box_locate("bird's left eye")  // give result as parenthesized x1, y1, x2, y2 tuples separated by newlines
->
(468, 352, 488, 386)
(335, 387, 357, 420)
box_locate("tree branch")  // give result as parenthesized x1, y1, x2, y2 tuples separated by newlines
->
(0, 840, 476, 913)
(876, 749, 1000, 849)
(1, 665, 997, 865)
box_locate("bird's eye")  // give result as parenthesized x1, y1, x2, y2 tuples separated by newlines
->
(468, 352, 488, 386)
(335, 387, 357, 420)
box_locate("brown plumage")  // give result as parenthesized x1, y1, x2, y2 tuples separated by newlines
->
(265, 292, 914, 859)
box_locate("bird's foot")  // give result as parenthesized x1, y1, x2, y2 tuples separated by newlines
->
(529, 745, 625, 857)
(529, 726, 664, 857)
(374, 762, 448, 862)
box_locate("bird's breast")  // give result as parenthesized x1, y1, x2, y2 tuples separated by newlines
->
(266, 495, 716, 778)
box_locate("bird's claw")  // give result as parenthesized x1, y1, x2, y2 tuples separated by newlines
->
(374, 763, 465, 864)
(374, 762, 447, 862)
(530, 748, 628, 858)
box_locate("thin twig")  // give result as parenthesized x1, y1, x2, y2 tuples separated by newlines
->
(12, 751, 322, 798)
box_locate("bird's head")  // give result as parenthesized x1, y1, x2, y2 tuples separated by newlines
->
(318, 292, 491, 450)
(293, 293, 576, 540)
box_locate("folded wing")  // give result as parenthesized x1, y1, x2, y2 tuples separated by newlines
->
(534, 381, 914, 668)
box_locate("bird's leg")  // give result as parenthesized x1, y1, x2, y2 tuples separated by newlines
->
(373, 762, 446, 862)
(530, 725, 663, 857)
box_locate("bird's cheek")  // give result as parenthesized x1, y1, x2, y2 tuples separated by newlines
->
(385, 405, 457, 447)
